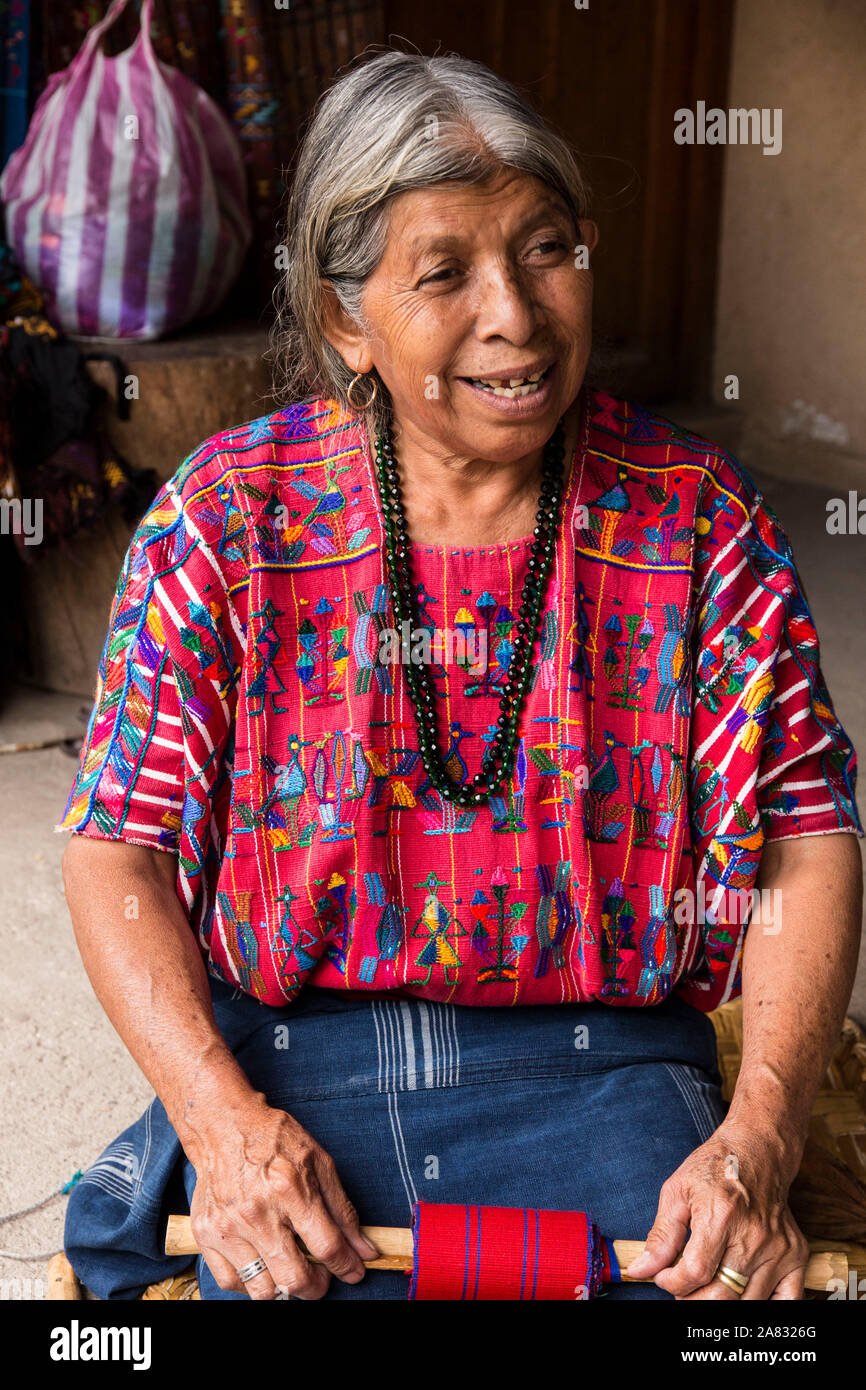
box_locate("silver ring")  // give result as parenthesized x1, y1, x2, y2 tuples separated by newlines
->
(237, 1257, 267, 1284)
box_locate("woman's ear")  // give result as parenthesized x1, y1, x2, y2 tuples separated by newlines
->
(319, 279, 374, 374)
(579, 220, 600, 256)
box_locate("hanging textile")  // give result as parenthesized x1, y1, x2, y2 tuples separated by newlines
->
(0, 0, 30, 167)
(32, 0, 386, 306)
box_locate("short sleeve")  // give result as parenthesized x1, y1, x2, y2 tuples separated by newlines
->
(689, 471, 863, 873)
(56, 492, 186, 853)
(756, 558, 864, 843)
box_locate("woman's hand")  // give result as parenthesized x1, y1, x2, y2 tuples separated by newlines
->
(62, 841, 379, 1301)
(187, 1094, 380, 1300)
(625, 1119, 810, 1300)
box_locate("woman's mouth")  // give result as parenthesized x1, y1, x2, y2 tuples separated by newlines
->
(457, 362, 557, 414)
(466, 365, 550, 398)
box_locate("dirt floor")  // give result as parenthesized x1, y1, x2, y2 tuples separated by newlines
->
(0, 463, 863, 1297)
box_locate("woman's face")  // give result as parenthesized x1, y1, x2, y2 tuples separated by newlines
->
(326, 168, 598, 465)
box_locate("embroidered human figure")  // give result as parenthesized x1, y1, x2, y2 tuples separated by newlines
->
(410, 872, 470, 985)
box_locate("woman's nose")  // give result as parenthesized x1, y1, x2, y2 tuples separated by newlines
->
(473, 265, 543, 345)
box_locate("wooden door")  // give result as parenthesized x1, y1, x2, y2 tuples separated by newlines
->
(382, 0, 734, 402)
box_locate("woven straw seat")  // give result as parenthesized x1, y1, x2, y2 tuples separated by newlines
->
(710, 1000, 866, 1297)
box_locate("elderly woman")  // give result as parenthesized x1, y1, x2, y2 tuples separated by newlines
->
(58, 50, 862, 1303)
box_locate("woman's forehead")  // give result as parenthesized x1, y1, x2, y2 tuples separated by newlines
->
(385, 174, 571, 247)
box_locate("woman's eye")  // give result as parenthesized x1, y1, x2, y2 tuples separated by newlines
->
(420, 266, 460, 286)
(530, 239, 567, 257)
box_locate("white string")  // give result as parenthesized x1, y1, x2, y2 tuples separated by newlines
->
(0, 1173, 82, 1261)
(0, 1245, 63, 1262)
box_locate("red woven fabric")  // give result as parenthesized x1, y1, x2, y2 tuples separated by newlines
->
(57, 392, 863, 1011)
(408, 1202, 607, 1300)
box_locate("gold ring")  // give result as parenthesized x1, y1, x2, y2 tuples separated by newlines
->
(717, 1265, 748, 1296)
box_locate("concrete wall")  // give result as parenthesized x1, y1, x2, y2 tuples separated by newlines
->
(712, 2, 866, 1020)
(713, 0, 866, 483)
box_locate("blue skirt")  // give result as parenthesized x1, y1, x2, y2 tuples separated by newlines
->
(65, 977, 726, 1300)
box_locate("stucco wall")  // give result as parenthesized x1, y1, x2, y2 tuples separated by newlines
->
(713, 0, 866, 466)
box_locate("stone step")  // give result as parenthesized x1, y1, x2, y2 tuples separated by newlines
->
(79, 316, 273, 484)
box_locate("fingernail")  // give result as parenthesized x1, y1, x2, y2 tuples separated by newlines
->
(359, 1237, 380, 1260)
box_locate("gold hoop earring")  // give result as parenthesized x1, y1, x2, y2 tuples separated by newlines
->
(346, 372, 378, 411)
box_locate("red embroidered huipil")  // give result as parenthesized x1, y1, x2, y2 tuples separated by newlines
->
(56, 389, 863, 1011)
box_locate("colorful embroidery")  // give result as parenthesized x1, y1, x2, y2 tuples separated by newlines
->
(56, 389, 863, 1012)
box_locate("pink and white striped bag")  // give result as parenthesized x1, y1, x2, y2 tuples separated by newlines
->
(0, 0, 252, 340)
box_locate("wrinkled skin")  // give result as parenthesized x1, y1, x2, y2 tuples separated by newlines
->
(62, 166, 863, 1300)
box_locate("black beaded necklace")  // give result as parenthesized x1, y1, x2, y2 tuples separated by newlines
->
(373, 417, 567, 808)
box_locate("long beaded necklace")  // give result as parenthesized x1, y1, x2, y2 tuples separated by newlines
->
(373, 417, 567, 808)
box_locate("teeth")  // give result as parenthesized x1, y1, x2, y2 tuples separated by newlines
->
(470, 367, 548, 398)
(500, 383, 537, 398)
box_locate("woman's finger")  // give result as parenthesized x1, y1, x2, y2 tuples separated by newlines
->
(204, 1234, 278, 1300)
(679, 1276, 743, 1301)
(314, 1150, 380, 1262)
(677, 1238, 756, 1300)
(768, 1265, 806, 1301)
(671, 1233, 807, 1301)
(288, 1197, 369, 1284)
(244, 1215, 331, 1300)
(199, 1245, 244, 1295)
(738, 1243, 808, 1301)
(624, 1183, 691, 1280)
(653, 1207, 733, 1297)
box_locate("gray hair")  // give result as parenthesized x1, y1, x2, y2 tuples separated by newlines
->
(268, 49, 592, 430)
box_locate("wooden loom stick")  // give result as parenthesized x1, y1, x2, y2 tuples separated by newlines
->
(164, 1216, 848, 1291)
(47, 1252, 83, 1300)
